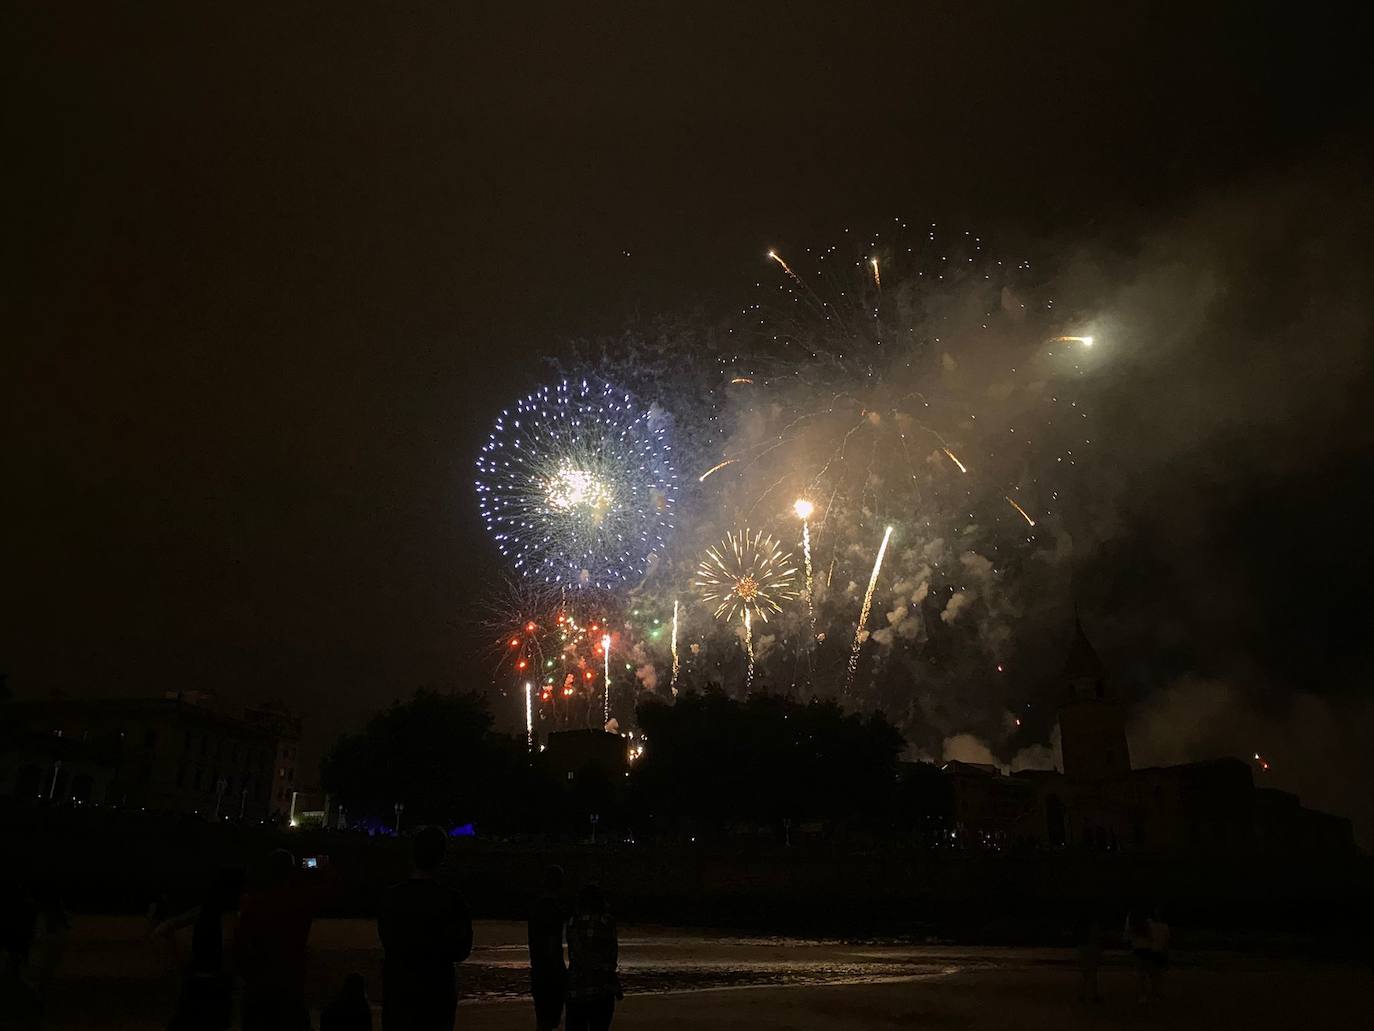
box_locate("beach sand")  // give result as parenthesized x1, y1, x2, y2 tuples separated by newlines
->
(42, 917, 1369, 1029)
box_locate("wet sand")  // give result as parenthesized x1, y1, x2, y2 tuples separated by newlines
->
(46, 917, 1370, 1029)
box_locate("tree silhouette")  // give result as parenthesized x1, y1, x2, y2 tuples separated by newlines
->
(323, 689, 528, 830)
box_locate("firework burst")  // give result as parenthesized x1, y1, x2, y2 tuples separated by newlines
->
(475, 378, 677, 589)
(695, 529, 800, 624)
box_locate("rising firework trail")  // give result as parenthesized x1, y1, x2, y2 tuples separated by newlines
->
(870, 256, 881, 289)
(743, 608, 755, 691)
(793, 498, 817, 642)
(1005, 496, 1036, 527)
(941, 447, 967, 474)
(602, 633, 612, 724)
(524, 681, 533, 756)
(670, 598, 680, 695)
(846, 525, 894, 695)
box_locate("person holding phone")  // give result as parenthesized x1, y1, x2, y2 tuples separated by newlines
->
(235, 849, 336, 1030)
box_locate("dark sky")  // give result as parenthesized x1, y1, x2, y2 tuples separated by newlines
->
(4, 3, 1371, 769)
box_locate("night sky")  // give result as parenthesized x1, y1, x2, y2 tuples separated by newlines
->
(4, 4, 1372, 829)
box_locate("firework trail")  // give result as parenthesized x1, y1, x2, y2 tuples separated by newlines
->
(793, 498, 817, 642)
(524, 681, 533, 755)
(767, 248, 801, 284)
(941, 447, 967, 474)
(1054, 335, 1094, 347)
(870, 256, 881, 289)
(602, 633, 611, 724)
(846, 525, 894, 696)
(670, 598, 680, 695)
(743, 608, 755, 691)
(698, 457, 740, 482)
(1005, 495, 1036, 527)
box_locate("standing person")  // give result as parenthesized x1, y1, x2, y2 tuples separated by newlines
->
(527, 866, 567, 1031)
(378, 827, 472, 1031)
(1146, 905, 1170, 1001)
(156, 869, 243, 1030)
(25, 876, 70, 1022)
(320, 973, 372, 1031)
(1075, 904, 1104, 1005)
(1125, 905, 1155, 1005)
(0, 875, 40, 1029)
(565, 884, 619, 1031)
(235, 849, 335, 1031)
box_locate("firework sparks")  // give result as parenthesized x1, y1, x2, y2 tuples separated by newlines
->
(870, 256, 881, 289)
(475, 378, 677, 589)
(767, 248, 799, 283)
(670, 598, 680, 695)
(524, 681, 533, 755)
(730, 377, 754, 385)
(698, 529, 798, 692)
(696, 529, 799, 623)
(941, 447, 967, 474)
(846, 525, 894, 694)
(743, 608, 755, 691)
(1254, 751, 1271, 771)
(698, 457, 740, 482)
(793, 498, 817, 642)
(1005, 495, 1036, 527)
(1054, 335, 1094, 347)
(602, 633, 612, 724)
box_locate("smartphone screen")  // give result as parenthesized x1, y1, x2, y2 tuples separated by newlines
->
(303, 856, 318, 869)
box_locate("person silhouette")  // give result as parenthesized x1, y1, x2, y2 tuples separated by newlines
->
(320, 973, 373, 1031)
(565, 884, 620, 1031)
(527, 866, 567, 1031)
(235, 849, 335, 1030)
(378, 827, 472, 1030)
(158, 868, 243, 1030)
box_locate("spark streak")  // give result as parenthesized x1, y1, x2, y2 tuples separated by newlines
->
(767, 249, 798, 281)
(846, 525, 894, 694)
(602, 634, 611, 724)
(1005, 496, 1036, 527)
(1054, 335, 1094, 347)
(730, 377, 754, 385)
(670, 598, 680, 695)
(941, 447, 967, 474)
(794, 498, 816, 642)
(743, 608, 754, 692)
(698, 458, 740, 482)
(870, 256, 881, 289)
(524, 681, 533, 755)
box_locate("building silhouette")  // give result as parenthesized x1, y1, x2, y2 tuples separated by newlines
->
(0, 692, 301, 823)
(944, 620, 1355, 854)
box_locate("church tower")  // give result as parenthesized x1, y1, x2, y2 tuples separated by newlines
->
(1056, 618, 1131, 782)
